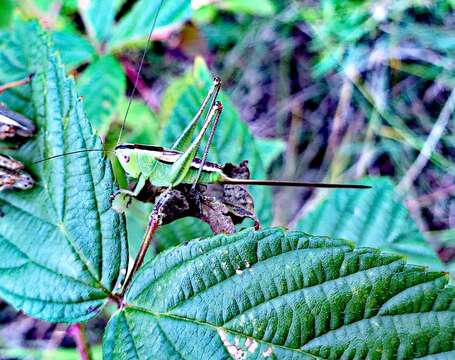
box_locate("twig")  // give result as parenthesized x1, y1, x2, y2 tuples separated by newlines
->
(398, 89, 455, 192)
(0, 75, 33, 94)
(406, 184, 455, 211)
(120, 190, 172, 296)
(327, 77, 353, 155)
(68, 323, 92, 360)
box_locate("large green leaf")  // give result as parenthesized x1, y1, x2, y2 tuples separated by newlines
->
(161, 58, 273, 227)
(78, 55, 126, 134)
(0, 22, 127, 322)
(52, 31, 96, 70)
(78, 0, 114, 44)
(103, 227, 455, 359)
(296, 177, 443, 269)
(108, 0, 192, 51)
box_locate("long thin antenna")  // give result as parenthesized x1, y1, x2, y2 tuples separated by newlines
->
(33, 149, 108, 164)
(116, 0, 165, 146)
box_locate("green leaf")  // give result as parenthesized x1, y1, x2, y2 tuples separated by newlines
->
(161, 57, 273, 227)
(78, 0, 115, 44)
(77, 55, 126, 134)
(103, 227, 455, 359)
(215, 0, 277, 16)
(108, 0, 192, 51)
(255, 137, 285, 170)
(119, 98, 161, 146)
(0, 0, 14, 28)
(296, 177, 443, 269)
(0, 22, 127, 322)
(52, 31, 96, 70)
(155, 217, 212, 252)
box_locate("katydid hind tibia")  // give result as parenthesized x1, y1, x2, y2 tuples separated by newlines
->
(111, 77, 370, 213)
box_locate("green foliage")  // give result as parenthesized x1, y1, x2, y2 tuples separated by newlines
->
(104, 228, 455, 359)
(108, 0, 192, 51)
(52, 31, 96, 70)
(0, 22, 127, 322)
(255, 137, 286, 170)
(161, 57, 273, 226)
(78, 0, 115, 44)
(77, 55, 126, 134)
(1, 2, 455, 357)
(297, 177, 443, 269)
(0, 0, 14, 28)
(209, 0, 276, 16)
(304, 0, 455, 76)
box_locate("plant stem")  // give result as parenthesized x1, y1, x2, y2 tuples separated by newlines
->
(68, 323, 92, 360)
(121, 58, 160, 112)
(398, 88, 455, 192)
(120, 190, 174, 297)
(121, 213, 160, 296)
(0, 74, 33, 94)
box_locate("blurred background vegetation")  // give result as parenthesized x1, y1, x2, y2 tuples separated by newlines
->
(1, 0, 455, 358)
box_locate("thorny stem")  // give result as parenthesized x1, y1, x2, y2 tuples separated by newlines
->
(68, 323, 92, 360)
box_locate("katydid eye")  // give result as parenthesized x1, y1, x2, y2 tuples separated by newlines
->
(123, 154, 130, 162)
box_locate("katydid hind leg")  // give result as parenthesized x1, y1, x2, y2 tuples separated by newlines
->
(192, 101, 223, 189)
(168, 101, 223, 187)
(172, 77, 221, 151)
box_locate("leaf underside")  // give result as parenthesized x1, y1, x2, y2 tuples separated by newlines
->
(104, 228, 455, 359)
(297, 177, 443, 270)
(0, 22, 127, 322)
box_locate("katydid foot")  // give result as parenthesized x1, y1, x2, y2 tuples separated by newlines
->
(111, 190, 134, 213)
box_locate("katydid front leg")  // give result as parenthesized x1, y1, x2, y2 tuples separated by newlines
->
(111, 174, 147, 213)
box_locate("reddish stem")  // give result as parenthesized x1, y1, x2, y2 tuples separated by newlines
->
(120, 212, 161, 297)
(121, 58, 160, 112)
(0, 75, 33, 94)
(68, 323, 92, 360)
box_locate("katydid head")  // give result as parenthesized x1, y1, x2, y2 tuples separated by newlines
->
(115, 144, 142, 178)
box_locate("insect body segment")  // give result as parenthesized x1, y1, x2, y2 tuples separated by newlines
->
(115, 144, 225, 187)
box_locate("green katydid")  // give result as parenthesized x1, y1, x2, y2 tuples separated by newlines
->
(111, 77, 370, 213)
